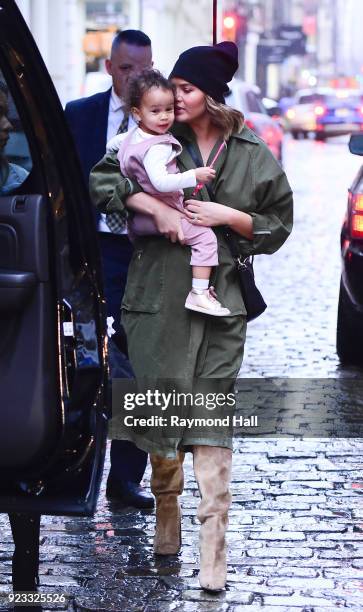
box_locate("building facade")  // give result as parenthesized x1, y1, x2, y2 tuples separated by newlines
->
(16, 0, 87, 104)
(15, 0, 363, 104)
(15, 0, 213, 105)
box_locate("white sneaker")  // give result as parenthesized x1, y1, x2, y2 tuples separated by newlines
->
(185, 287, 231, 317)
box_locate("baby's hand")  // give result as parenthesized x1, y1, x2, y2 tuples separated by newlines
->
(195, 166, 216, 183)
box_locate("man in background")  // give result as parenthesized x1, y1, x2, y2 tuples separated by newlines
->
(65, 30, 153, 509)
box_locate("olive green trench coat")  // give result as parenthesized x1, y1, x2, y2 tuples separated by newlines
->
(90, 124, 293, 457)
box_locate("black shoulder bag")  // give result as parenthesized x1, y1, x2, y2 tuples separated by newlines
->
(184, 141, 267, 322)
(220, 227, 266, 322)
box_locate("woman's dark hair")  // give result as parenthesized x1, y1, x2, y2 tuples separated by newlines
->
(125, 69, 174, 113)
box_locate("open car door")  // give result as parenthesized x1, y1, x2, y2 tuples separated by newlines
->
(0, 0, 108, 515)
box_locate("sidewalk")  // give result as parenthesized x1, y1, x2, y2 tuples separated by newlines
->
(1, 436, 363, 611)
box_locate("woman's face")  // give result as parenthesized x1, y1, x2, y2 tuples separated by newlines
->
(171, 78, 207, 123)
(0, 92, 12, 153)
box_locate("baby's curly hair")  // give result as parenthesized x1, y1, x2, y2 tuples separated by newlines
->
(124, 69, 175, 113)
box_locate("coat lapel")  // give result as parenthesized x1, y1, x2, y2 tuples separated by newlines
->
(93, 89, 111, 153)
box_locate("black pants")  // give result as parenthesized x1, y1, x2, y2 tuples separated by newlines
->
(99, 232, 133, 355)
(99, 233, 148, 485)
(8, 512, 40, 591)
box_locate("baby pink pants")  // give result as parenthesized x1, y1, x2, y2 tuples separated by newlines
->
(130, 214, 218, 267)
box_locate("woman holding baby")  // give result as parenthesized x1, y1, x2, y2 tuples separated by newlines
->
(90, 41, 293, 592)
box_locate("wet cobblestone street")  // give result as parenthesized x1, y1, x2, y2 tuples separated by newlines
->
(1, 136, 363, 611)
(1, 439, 363, 611)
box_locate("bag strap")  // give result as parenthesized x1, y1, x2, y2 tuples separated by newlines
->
(184, 140, 253, 267)
(183, 140, 215, 197)
(184, 140, 202, 166)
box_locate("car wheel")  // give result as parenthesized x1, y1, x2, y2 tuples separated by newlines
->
(315, 133, 325, 141)
(291, 131, 299, 140)
(336, 281, 363, 365)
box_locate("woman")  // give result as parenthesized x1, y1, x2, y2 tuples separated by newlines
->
(90, 42, 293, 592)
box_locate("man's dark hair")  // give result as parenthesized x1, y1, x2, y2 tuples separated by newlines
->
(125, 69, 174, 114)
(111, 30, 151, 54)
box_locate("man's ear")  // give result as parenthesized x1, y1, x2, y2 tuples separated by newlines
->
(105, 58, 112, 76)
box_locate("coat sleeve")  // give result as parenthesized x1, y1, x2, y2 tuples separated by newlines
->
(89, 151, 142, 218)
(237, 145, 293, 257)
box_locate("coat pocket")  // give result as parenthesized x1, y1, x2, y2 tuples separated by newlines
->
(122, 241, 166, 313)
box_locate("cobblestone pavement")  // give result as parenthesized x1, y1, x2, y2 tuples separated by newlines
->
(1, 136, 363, 611)
(242, 135, 363, 379)
(1, 440, 363, 612)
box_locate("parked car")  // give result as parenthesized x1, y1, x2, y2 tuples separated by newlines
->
(0, 0, 107, 515)
(315, 90, 363, 140)
(262, 96, 281, 119)
(337, 133, 363, 365)
(262, 96, 288, 132)
(284, 88, 334, 139)
(225, 79, 284, 163)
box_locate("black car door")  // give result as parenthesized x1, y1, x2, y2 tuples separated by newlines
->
(0, 0, 108, 515)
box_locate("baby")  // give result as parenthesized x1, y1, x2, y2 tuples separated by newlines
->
(107, 69, 230, 317)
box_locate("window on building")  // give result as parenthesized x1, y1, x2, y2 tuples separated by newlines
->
(86, 1, 124, 25)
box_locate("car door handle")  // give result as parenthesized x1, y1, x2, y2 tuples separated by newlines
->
(0, 270, 37, 312)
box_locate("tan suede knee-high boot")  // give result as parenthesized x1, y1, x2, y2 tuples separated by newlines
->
(150, 452, 185, 555)
(193, 446, 232, 592)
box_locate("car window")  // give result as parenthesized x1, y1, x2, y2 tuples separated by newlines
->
(298, 94, 328, 105)
(0, 71, 32, 196)
(298, 95, 314, 104)
(325, 94, 363, 107)
(246, 91, 267, 114)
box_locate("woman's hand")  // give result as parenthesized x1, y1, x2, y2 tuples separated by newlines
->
(126, 192, 185, 244)
(153, 203, 185, 244)
(184, 199, 233, 227)
(184, 199, 254, 240)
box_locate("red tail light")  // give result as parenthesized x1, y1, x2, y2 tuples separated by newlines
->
(350, 193, 363, 238)
(352, 215, 363, 237)
(245, 119, 255, 130)
(353, 194, 363, 211)
(264, 129, 275, 142)
(314, 105, 326, 116)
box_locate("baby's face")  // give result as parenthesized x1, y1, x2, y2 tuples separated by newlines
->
(134, 86, 175, 135)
